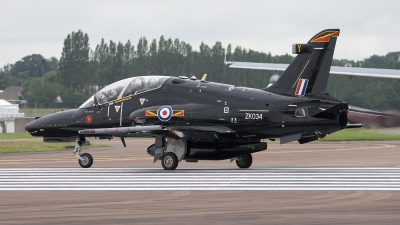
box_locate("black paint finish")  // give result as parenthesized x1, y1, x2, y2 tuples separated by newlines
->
(26, 29, 347, 162)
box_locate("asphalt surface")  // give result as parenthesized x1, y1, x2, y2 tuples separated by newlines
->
(1, 139, 400, 224)
(2, 168, 400, 191)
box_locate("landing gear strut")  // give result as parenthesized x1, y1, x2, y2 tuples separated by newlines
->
(148, 137, 186, 170)
(73, 138, 93, 168)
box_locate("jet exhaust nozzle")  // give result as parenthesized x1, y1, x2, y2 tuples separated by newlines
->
(337, 111, 348, 129)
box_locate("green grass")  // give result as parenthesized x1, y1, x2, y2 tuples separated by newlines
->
(0, 132, 109, 154)
(320, 128, 400, 141)
(0, 132, 37, 139)
(0, 142, 109, 154)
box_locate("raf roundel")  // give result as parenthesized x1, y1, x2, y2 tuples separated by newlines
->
(85, 115, 93, 124)
(157, 106, 173, 122)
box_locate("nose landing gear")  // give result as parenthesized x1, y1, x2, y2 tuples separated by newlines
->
(78, 153, 93, 168)
(73, 138, 93, 168)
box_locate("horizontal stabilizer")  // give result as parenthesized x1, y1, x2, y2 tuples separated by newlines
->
(345, 124, 363, 129)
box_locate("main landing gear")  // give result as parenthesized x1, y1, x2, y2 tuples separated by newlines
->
(73, 138, 93, 168)
(161, 152, 179, 170)
(160, 152, 253, 170)
(231, 154, 253, 169)
(147, 136, 186, 170)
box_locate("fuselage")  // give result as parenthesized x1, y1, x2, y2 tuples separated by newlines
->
(26, 75, 347, 141)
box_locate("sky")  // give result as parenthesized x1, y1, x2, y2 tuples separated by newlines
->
(1, 0, 399, 67)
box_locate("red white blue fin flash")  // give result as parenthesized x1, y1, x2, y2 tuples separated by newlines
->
(295, 79, 309, 96)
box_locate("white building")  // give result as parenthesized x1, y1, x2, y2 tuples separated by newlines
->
(0, 99, 25, 133)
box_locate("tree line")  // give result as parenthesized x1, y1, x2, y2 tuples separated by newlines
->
(0, 30, 399, 110)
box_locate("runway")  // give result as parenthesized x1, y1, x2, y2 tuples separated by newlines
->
(2, 167, 400, 191)
(2, 140, 400, 224)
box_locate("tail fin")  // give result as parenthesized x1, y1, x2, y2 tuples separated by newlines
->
(266, 29, 340, 96)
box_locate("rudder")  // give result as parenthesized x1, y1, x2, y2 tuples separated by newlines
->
(266, 29, 340, 96)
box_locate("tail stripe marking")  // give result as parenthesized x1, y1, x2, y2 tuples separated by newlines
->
(295, 79, 303, 95)
(292, 60, 310, 88)
(301, 79, 308, 95)
(295, 79, 309, 96)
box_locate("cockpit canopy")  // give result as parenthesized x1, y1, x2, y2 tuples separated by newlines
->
(79, 76, 169, 108)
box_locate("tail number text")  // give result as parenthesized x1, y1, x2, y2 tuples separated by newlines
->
(245, 113, 262, 120)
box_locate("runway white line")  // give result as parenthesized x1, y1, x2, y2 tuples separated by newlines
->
(2, 167, 400, 191)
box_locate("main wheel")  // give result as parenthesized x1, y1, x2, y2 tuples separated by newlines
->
(236, 154, 252, 169)
(161, 152, 178, 170)
(78, 153, 93, 168)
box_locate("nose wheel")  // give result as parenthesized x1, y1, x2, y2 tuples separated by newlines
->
(73, 138, 93, 168)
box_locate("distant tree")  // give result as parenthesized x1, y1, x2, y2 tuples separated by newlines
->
(148, 39, 158, 75)
(47, 57, 59, 71)
(59, 30, 90, 93)
(135, 37, 149, 76)
(24, 78, 67, 108)
(123, 40, 135, 77)
(9, 54, 49, 78)
(92, 38, 110, 88)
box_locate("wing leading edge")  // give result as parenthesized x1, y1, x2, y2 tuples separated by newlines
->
(78, 125, 236, 135)
(225, 61, 400, 79)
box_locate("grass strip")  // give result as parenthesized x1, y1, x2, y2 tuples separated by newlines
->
(0, 133, 109, 154)
(0, 133, 37, 139)
(0, 141, 109, 154)
(320, 128, 400, 142)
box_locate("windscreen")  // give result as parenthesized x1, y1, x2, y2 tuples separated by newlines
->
(95, 78, 134, 105)
(81, 76, 170, 107)
(79, 95, 95, 108)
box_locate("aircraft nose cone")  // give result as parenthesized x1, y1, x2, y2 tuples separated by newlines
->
(25, 120, 37, 131)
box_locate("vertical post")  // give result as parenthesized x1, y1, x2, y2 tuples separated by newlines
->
(34, 102, 36, 117)
(41, 58, 45, 87)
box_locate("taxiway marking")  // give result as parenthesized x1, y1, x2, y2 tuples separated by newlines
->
(1, 168, 400, 191)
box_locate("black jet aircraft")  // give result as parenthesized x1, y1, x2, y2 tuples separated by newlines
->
(26, 28, 359, 170)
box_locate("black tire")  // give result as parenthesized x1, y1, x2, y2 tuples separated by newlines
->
(236, 154, 252, 169)
(78, 153, 93, 168)
(161, 152, 178, 170)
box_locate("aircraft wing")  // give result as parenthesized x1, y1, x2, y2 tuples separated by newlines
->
(78, 125, 236, 136)
(78, 125, 165, 135)
(226, 61, 400, 79)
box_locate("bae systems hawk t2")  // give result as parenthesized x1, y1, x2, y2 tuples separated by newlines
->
(26, 29, 359, 170)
